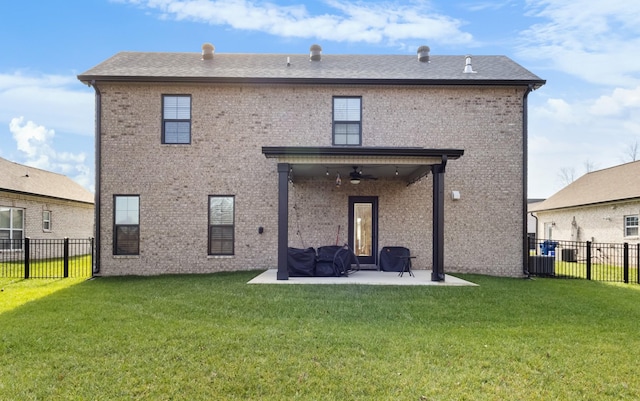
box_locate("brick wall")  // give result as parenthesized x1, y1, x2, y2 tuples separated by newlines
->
(98, 83, 526, 277)
(0, 191, 94, 240)
(535, 201, 640, 244)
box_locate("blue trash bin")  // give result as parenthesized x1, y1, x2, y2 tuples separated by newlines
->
(540, 240, 558, 256)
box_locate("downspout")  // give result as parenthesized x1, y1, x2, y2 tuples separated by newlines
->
(90, 80, 102, 275)
(530, 211, 539, 245)
(522, 84, 533, 276)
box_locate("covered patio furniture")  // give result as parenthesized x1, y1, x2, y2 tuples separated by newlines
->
(287, 247, 316, 277)
(379, 246, 413, 277)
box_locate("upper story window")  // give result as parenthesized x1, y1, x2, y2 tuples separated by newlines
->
(43, 210, 51, 232)
(0, 207, 24, 250)
(162, 95, 191, 144)
(114, 195, 140, 255)
(209, 196, 235, 256)
(333, 97, 361, 146)
(624, 215, 638, 237)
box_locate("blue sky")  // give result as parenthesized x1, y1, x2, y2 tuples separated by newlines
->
(1, 0, 639, 197)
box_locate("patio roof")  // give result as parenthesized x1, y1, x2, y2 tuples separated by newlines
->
(264, 146, 464, 282)
(262, 146, 464, 185)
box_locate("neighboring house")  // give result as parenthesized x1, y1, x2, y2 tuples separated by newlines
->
(77, 43, 544, 279)
(530, 160, 640, 244)
(0, 157, 94, 251)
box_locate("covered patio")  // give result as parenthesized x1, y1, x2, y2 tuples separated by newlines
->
(262, 146, 464, 282)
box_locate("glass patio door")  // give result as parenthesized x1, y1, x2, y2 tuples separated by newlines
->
(348, 196, 378, 266)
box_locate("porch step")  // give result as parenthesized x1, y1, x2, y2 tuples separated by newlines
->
(357, 264, 379, 270)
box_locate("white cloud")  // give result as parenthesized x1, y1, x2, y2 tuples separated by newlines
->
(527, 89, 640, 197)
(519, 0, 640, 87)
(590, 86, 640, 117)
(8, 117, 94, 192)
(533, 98, 584, 125)
(0, 71, 94, 138)
(118, 0, 473, 45)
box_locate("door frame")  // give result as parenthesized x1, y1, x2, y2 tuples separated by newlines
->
(348, 196, 378, 266)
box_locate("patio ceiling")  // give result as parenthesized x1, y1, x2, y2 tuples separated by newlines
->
(262, 146, 464, 185)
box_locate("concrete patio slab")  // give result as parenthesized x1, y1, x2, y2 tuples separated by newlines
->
(248, 269, 478, 286)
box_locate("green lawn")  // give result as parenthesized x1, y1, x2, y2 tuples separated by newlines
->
(555, 260, 639, 283)
(0, 254, 93, 278)
(1, 272, 639, 400)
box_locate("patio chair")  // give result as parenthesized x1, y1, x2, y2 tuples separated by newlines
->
(333, 244, 359, 276)
(379, 246, 413, 276)
(287, 247, 316, 277)
(316, 245, 342, 276)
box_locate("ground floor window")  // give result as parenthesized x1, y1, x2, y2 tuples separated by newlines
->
(209, 196, 234, 255)
(624, 215, 638, 237)
(0, 207, 24, 250)
(114, 195, 140, 255)
(43, 210, 52, 232)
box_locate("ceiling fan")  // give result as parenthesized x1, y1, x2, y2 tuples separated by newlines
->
(349, 166, 377, 184)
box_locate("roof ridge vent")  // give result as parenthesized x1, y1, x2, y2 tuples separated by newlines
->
(463, 55, 476, 73)
(417, 45, 430, 62)
(202, 43, 215, 60)
(310, 44, 322, 61)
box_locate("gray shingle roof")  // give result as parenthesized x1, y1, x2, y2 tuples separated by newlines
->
(0, 157, 94, 204)
(78, 52, 545, 87)
(530, 160, 640, 212)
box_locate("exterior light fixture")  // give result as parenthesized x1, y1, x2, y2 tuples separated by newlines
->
(350, 177, 361, 185)
(335, 173, 342, 187)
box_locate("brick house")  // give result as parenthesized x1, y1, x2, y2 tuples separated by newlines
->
(530, 161, 640, 245)
(0, 157, 94, 251)
(78, 44, 544, 279)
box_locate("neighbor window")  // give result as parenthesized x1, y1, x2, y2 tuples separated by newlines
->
(0, 207, 24, 250)
(114, 196, 140, 255)
(209, 196, 234, 255)
(333, 97, 361, 145)
(43, 210, 51, 232)
(624, 215, 638, 237)
(162, 95, 191, 144)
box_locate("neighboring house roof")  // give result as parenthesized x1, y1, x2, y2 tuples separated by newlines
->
(77, 49, 545, 88)
(531, 160, 640, 212)
(0, 157, 94, 204)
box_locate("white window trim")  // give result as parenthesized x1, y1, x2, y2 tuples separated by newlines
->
(624, 214, 638, 237)
(43, 210, 52, 232)
(0, 207, 24, 251)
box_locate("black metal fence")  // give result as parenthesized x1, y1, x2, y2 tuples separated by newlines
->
(529, 239, 640, 284)
(0, 238, 94, 279)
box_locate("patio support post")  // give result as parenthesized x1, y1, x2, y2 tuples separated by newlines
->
(277, 163, 290, 280)
(431, 156, 447, 282)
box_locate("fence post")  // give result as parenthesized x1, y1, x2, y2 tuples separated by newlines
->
(63, 238, 69, 278)
(623, 243, 629, 284)
(586, 241, 591, 281)
(637, 244, 640, 285)
(24, 237, 30, 279)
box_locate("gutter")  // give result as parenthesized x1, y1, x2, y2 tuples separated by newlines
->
(90, 80, 102, 275)
(78, 76, 546, 88)
(0, 189, 93, 206)
(522, 84, 534, 277)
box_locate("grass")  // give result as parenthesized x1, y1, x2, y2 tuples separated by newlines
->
(555, 260, 639, 283)
(1, 272, 640, 400)
(0, 254, 93, 278)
